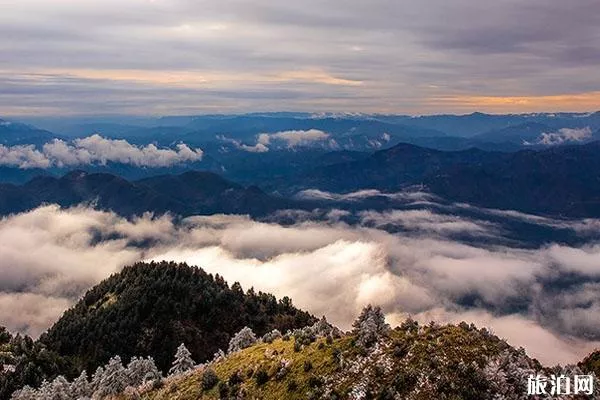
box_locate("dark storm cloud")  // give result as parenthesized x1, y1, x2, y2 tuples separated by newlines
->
(1, 0, 600, 114)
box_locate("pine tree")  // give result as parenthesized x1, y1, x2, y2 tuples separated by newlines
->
(126, 356, 161, 385)
(36, 380, 52, 399)
(9, 386, 37, 400)
(352, 305, 390, 348)
(71, 370, 92, 399)
(90, 366, 104, 394)
(168, 344, 195, 376)
(94, 356, 128, 398)
(227, 327, 257, 353)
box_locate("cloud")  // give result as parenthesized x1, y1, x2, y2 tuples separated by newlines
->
(0, 144, 51, 169)
(217, 135, 269, 153)
(1, 204, 600, 366)
(359, 209, 494, 236)
(0, 134, 203, 168)
(2, 1, 600, 114)
(535, 127, 594, 145)
(262, 129, 330, 147)
(294, 188, 436, 203)
(218, 129, 331, 152)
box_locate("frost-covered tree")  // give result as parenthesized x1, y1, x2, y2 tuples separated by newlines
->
(483, 349, 538, 399)
(211, 349, 226, 363)
(126, 356, 161, 385)
(71, 370, 92, 399)
(169, 344, 195, 376)
(94, 355, 128, 398)
(90, 366, 104, 394)
(36, 380, 52, 399)
(312, 316, 333, 337)
(261, 329, 282, 344)
(227, 327, 257, 353)
(352, 305, 390, 348)
(47, 375, 71, 400)
(10, 385, 37, 400)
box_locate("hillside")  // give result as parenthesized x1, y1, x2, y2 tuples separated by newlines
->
(39, 262, 315, 374)
(121, 309, 589, 400)
(8, 288, 600, 399)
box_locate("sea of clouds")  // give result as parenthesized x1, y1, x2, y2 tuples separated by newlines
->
(0, 134, 203, 168)
(1, 199, 600, 365)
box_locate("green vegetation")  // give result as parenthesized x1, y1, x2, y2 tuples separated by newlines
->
(0, 327, 73, 400)
(39, 261, 315, 374)
(138, 320, 544, 400)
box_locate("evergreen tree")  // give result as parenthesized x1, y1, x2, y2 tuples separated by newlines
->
(227, 327, 257, 353)
(9, 386, 36, 400)
(48, 376, 70, 400)
(352, 305, 390, 348)
(71, 371, 91, 399)
(126, 357, 161, 385)
(90, 366, 103, 394)
(168, 344, 195, 376)
(94, 356, 127, 398)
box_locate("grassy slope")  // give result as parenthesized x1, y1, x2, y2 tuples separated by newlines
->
(138, 323, 529, 400)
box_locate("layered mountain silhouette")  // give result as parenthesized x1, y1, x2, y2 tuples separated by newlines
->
(3, 141, 600, 218)
(0, 170, 296, 217)
(0, 119, 60, 146)
(276, 141, 600, 217)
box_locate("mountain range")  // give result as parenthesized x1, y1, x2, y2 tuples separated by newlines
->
(0, 170, 296, 218)
(3, 139, 600, 218)
(275, 141, 600, 217)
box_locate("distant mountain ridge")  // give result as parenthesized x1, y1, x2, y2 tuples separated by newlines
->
(276, 141, 600, 217)
(0, 118, 61, 146)
(0, 170, 296, 217)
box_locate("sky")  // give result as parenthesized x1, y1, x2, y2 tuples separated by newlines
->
(1, 0, 600, 115)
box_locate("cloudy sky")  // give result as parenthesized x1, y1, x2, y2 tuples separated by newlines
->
(2, 0, 600, 115)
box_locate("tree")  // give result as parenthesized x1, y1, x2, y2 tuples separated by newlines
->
(168, 344, 195, 376)
(228, 327, 257, 353)
(90, 366, 104, 394)
(71, 371, 91, 399)
(9, 386, 36, 400)
(352, 305, 390, 348)
(94, 356, 127, 398)
(126, 357, 161, 385)
(261, 329, 282, 344)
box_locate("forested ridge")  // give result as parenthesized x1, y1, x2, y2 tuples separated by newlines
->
(40, 262, 315, 374)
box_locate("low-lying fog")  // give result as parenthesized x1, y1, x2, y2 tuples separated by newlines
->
(2, 191, 600, 365)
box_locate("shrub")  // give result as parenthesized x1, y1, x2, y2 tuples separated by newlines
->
(287, 379, 299, 392)
(218, 381, 229, 399)
(202, 368, 219, 391)
(255, 367, 269, 386)
(262, 329, 282, 344)
(228, 327, 257, 353)
(303, 360, 313, 372)
(308, 375, 323, 388)
(228, 369, 243, 386)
